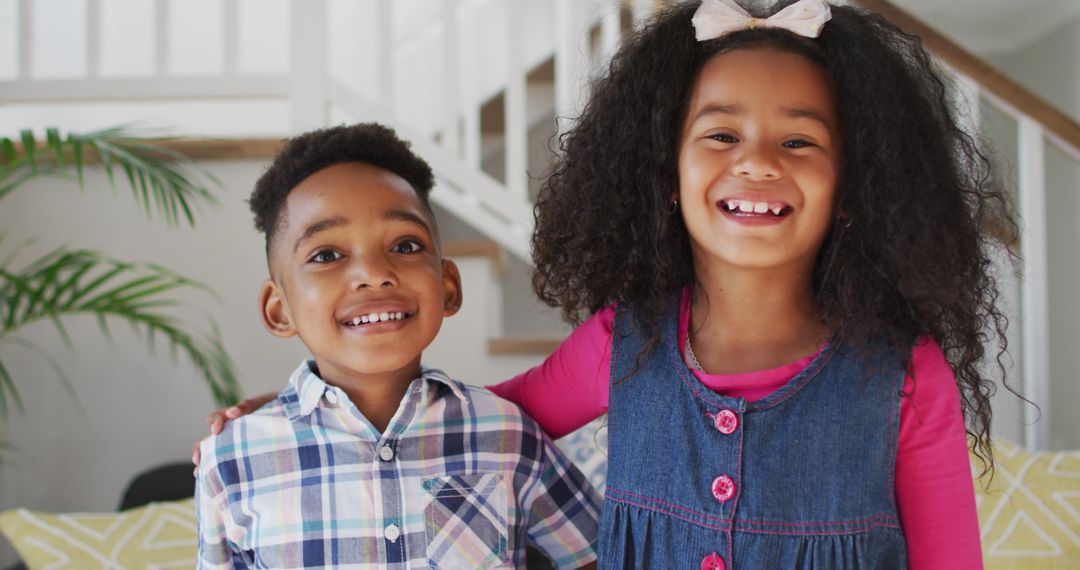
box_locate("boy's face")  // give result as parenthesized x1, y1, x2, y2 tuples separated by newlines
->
(259, 162, 461, 385)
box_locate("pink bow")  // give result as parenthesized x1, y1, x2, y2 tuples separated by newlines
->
(692, 0, 832, 41)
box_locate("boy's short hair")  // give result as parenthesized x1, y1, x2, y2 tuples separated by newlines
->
(250, 123, 436, 252)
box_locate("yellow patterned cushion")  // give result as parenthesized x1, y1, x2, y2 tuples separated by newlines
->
(0, 498, 196, 569)
(977, 439, 1080, 569)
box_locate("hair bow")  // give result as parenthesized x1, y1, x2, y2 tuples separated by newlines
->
(692, 0, 832, 41)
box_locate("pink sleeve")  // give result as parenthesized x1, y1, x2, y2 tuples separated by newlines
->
(896, 337, 983, 569)
(487, 306, 614, 439)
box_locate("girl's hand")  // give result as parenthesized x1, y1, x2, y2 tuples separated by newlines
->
(191, 392, 277, 466)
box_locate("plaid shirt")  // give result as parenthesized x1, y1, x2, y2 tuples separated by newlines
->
(196, 361, 600, 569)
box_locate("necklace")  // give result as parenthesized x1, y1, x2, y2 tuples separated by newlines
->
(685, 334, 704, 371)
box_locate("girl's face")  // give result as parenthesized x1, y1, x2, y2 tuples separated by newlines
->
(678, 47, 840, 278)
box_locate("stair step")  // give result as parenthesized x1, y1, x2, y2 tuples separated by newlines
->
(442, 239, 507, 278)
(488, 337, 564, 356)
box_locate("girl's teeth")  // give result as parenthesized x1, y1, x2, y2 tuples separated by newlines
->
(738, 201, 754, 213)
(353, 316, 362, 326)
(380, 312, 390, 321)
(727, 199, 740, 211)
(395, 312, 403, 319)
(753, 202, 768, 213)
(770, 205, 783, 215)
(368, 313, 379, 322)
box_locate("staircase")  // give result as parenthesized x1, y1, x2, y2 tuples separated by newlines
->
(3, 0, 1079, 450)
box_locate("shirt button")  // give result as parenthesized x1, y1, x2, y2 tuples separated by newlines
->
(701, 552, 726, 570)
(378, 444, 394, 462)
(324, 390, 339, 406)
(712, 475, 736, 503)
(384, 523, 400, 542)
(714, 409, 739, 435)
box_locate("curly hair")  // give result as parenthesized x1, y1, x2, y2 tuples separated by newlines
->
(531, 0, 1017, 471)
(250, 123, 435, 253)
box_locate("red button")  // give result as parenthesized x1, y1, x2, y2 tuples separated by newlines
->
(701, 552, 726, 570)
(712, 474, 736, 503)
(714, 409, 739, 434)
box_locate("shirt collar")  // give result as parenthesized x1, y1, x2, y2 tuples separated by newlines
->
(282, 360, 467, 421)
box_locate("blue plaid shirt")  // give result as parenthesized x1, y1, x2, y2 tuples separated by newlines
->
(196, 361, 600, 569)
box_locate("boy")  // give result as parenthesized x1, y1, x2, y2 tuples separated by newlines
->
(196, 123, 600, 569)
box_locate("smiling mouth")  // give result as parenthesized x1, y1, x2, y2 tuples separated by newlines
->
(720, 199, 793, 217)
(340, 311, 415, 327)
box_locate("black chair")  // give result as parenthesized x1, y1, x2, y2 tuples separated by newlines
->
(117, 462, 196, 510)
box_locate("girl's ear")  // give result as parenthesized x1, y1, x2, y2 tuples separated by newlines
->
(259, 279, 297, 338)
(441, 259, 463, 317)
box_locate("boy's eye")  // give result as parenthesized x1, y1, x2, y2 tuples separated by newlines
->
(708, 133, 739, 143)
(392, 240, 424, 254)
(783, 139, 813, 149)
(309, 249, 343, 264)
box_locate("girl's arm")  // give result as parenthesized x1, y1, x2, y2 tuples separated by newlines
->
(488, 306, 615, 439)
(896, 337, 983, 569)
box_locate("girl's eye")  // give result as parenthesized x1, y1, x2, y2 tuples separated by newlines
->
(392, 240, 424, 254)
(309, 249, 342, 264)
(708, 133, 739, 143)
(783, 139, 813, 149)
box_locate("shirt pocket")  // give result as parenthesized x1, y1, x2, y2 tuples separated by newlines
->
(422, 472, 511, 569)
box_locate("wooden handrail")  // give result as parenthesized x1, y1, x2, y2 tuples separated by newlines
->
(852, 0, 1080, 151)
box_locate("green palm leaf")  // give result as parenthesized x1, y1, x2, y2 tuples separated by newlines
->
(0, 248, 241, 410)
(0, 126, 217, 227)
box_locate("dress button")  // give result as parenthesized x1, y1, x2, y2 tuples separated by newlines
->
(378, 444, 394, 462)
(711, 475, 736, 503)
(323, 390, 339, 406)
(714, 409, 739, 435)
(384, 523, 400, 542)
(701, 552, 726, 570)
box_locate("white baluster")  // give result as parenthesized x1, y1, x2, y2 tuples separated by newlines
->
(17, 0, 31, 79)
(633, 0, 654, 30)
(555, 0, 587, 138)
(155, 0, 168, 76)
(289, 0, 327, 131)
(375, 0, 394, 119)
(600, 0, 621, 61)
(505, 0, 528, 199)
(223, 0, 238, 76)
(442, 0, 461, 157)
(87, 0, 101, 78)
(1018, 116, 1050, 451)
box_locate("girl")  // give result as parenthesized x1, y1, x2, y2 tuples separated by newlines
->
(205, 1, 1015, 567)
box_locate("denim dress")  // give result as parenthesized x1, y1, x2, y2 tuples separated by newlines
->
(598, 296, 909, 569)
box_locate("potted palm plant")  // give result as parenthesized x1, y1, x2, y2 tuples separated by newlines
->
(0, 127, 241, 455)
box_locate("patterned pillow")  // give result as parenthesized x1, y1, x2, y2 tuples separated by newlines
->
(557, 419, 608, 492)
(978, 439, 1080, 569)
(0, 498, 196, 569)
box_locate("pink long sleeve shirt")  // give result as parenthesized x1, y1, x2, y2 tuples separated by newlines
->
(490, 296, 983, 569)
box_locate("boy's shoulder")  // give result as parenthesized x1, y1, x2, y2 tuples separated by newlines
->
(198, 384, 297, 466)
(433, 371, 543, 430)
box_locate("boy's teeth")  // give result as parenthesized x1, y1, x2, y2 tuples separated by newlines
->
(770, 205, 783, 215)
(753, 202, 768, 213)
(727, 199, 740, 211)
(353, 316, 362, 326)
(738, 201, 754, 213)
